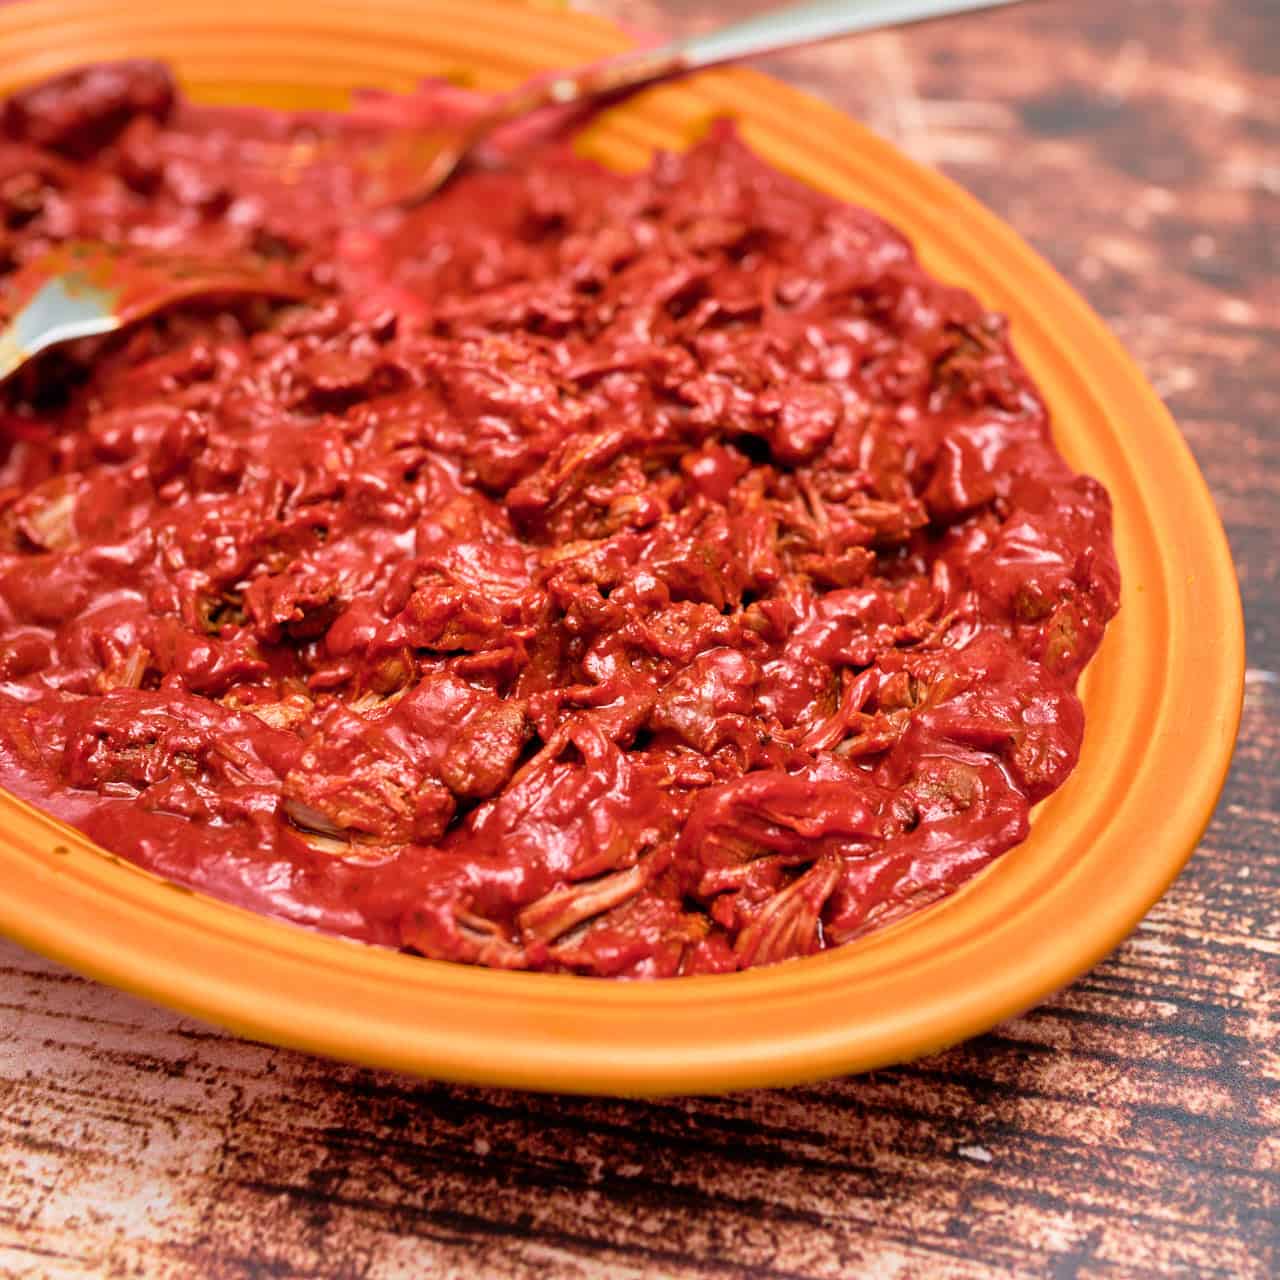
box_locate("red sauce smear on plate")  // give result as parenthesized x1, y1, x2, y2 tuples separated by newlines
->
(0, 63, 1119, 976)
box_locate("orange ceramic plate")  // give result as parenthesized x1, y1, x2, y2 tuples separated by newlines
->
(0, 0, 1243, 1095)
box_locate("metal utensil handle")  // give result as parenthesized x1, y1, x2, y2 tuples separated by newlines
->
(542, 0, 1027, 103)
(429, 0, 1028, 201)
(669, 0, 1024, 70)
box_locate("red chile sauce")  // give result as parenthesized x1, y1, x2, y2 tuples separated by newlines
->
(0, 63, 1119, 976)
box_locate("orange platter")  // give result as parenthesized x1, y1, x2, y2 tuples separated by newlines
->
(0, 0, 1243, 1094)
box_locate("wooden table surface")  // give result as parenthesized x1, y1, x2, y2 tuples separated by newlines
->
(2, 1, 1276, 1276)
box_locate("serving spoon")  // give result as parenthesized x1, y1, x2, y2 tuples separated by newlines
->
(0, 0, 1024, 385)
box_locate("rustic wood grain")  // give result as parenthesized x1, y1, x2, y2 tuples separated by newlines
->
(1, 1, 1277, 1276)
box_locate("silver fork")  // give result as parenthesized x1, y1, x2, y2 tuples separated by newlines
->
(0, 0, 1025, 385)
(390, 0, 1027, 206)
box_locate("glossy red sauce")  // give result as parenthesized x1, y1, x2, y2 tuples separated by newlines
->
(0, 63, 1119, 976)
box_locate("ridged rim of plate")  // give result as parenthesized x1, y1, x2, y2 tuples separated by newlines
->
(0, 0, 1244, 1094)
